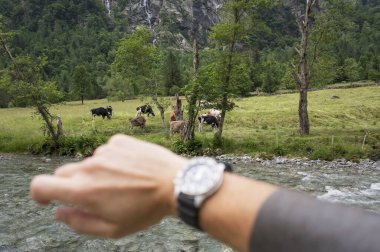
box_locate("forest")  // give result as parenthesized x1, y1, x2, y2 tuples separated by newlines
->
(0, 0, 379, 107)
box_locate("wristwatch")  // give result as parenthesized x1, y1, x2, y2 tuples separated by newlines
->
(174, 157, 228, 230)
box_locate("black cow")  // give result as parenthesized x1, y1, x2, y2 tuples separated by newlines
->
(198, 115, 219, 132)
(91, 106, 113, 119)
(136, 104, 155, 117)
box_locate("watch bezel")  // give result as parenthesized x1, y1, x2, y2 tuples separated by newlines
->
(174, 157, 225, 207)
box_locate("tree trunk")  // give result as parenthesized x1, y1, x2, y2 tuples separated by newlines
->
(81, 95, 84, 105)
(299, 87, 310, 134)
(215, 7, 238, 145)
(56, 115, 63, 137)
(297, 28, 310, 135)
(37, 105, 59, 144)
(0, 38, 14, 60)
(292, 0, 315, 135)
(175, 94, 183, 120)
(182, 38, 200, 142)
(152, 96, 166, 129)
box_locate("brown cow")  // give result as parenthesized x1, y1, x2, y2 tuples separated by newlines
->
(129, 116, 146, 129)
(170, 120, 186, 136)
(169, 111, 176, 122)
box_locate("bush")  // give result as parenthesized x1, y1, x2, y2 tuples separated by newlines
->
(172, 137, 203, 155)
(272, 145, 286, 156)
(30, 135, 107, 156)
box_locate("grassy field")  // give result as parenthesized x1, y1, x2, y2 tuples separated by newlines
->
(0, 86, 379, 160)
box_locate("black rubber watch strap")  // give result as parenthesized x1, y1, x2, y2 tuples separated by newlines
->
(177, 192, 201, 230)
(221, 162, 233, 172)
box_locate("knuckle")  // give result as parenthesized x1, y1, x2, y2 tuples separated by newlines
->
(109, 134, 126, 143)
(93, 145, 107, 156)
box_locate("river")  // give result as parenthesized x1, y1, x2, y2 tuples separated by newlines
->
(0, 154, 379, 251)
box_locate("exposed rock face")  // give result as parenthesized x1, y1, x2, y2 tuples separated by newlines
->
(108, 0, 222, 49)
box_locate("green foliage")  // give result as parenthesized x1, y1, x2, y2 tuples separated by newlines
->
(30, 135, 106, 156)
(71, 65, 93, 103)
(103, 76, 135, 101)
(311, 55, 338, 86)
(0, 0, 123, 102)
(112, 27, 160, 96)
(3, 56, 63, 107)
(258, 55, 282, 93)
(162, 50, 183, 95)
(171, 137, 203, 155)
(368, 55, 380, 82)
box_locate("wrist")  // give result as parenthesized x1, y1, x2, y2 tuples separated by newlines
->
(172, 157, 227, 229)
(165, 157, 189, 217)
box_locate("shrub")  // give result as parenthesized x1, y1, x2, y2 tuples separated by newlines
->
(172, 137, 203, 155)
(30, 135, 106, 156)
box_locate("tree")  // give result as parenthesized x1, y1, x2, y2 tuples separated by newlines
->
(2, 56, 63, 143)
(286, 0, 354, 134)
(112, 27, 167, 128)
(0, 15, 14, 107)
(287, 0, 316, 135)
(103, 76, 135, 101)
(182, 38, 201, 142)
(163, 50, 182, 95)
(181, 0, 204, 142)
(71, 65, 92, 104)
(205, 0, 259, 145)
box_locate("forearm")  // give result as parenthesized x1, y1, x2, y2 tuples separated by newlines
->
(250, 189, 380, 252)
(197, 174, 277, 252)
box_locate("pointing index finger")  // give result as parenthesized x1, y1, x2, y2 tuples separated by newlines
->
(30, 175, 86, 207)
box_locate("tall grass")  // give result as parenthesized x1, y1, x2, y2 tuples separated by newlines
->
(0, 86, 379, 160)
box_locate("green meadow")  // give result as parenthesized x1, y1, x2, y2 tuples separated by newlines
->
(0, 86, 379, 160)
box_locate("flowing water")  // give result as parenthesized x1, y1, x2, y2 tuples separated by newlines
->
(103, 0, 111, 15)
(0, 154, 379, 251)
(141, 0, 157, 43)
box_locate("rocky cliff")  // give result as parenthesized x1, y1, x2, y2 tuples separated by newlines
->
(105, 0, 222, 49)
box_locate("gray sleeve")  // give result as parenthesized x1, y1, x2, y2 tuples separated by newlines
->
(250, 189, 380, 252)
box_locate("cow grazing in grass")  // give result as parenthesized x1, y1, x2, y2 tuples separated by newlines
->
(198, 115, 219, 132)
(129, 116, 146, 129)
(91, 106, 112, 119)
(170, 120, 186, 136)
(207, 109, 221, 121)
(136, 105, 155, 117)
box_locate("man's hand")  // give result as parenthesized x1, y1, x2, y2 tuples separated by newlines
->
(30, 134, 188, 238)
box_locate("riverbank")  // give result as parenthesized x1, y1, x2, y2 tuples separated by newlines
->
(0, 85, 379, 161)
(215, 154, 380, 170)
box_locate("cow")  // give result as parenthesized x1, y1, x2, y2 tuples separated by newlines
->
(136, 105, 155, 117)
(207, 109, 222, 121)
(129, 116, 146, 129)
(169, 111, 176, 122)
(91, 106, 112, 119)
(198, 115, 219, 132)
(170, 120, 186, 136)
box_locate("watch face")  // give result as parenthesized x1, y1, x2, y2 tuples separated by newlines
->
(176, 158, 224, 196)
